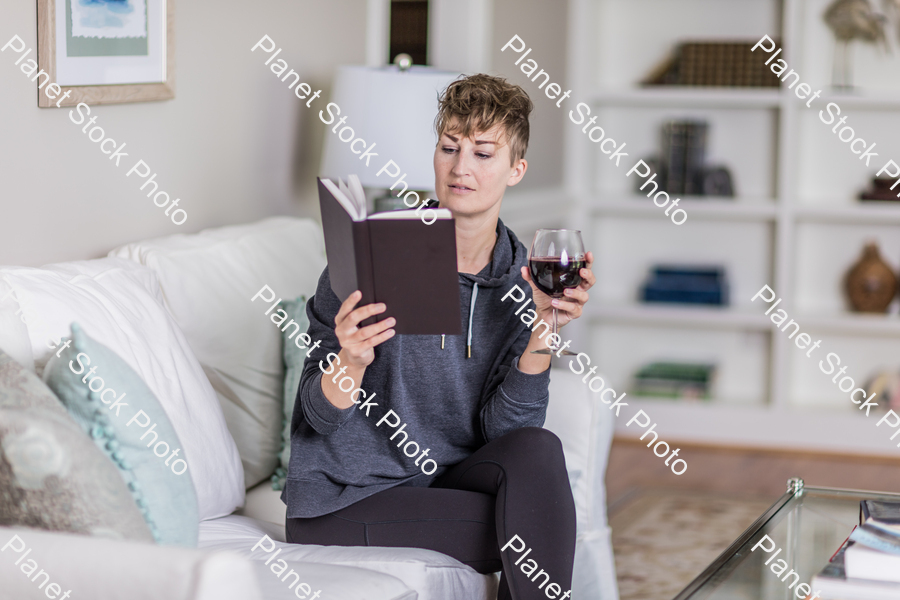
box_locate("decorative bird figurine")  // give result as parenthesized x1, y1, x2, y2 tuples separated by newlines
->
(824, 0, 889, 88)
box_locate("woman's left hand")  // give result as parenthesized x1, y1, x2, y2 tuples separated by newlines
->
(521, 250, 595, 328)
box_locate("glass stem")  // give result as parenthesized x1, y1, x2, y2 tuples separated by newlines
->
(552, 306, 559, 350)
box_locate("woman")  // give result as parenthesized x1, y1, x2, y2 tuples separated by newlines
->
(283, 73, 595, 600)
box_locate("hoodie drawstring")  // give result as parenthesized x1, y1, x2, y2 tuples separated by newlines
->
(466, 283, 478, 358)
(440, 282, 479, 358)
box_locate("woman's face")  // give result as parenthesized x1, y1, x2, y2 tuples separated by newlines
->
(433, 122, 527, 219)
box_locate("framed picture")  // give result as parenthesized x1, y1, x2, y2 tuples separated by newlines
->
(36, 0, 174, 107)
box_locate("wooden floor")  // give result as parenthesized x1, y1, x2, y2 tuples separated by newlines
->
(605, 437, 900, 510)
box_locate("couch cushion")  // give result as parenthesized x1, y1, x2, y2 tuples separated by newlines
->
(0, 258, 244, 521)
(250, 558, 416, 600)
(110, 217, 326, 489)
(0, 350, 153, 542)
(243, 367, 620, 599)
(43, 324, 199, 546)
(199, 515, 497, 600)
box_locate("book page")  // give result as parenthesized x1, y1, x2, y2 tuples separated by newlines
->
(348, 175, 367, 218)
(320, 178, 363, 221)
(338, 178, 351, 207)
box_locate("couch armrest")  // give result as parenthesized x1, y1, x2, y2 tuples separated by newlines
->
(0, 527, 262, 600)
(545, 367, 615, 530)
(544, 367, 619, 600)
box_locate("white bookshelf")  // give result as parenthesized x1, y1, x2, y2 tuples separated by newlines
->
(562, 0, 900, 456)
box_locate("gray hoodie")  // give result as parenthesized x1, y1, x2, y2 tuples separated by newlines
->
(282, 219, 551, 518)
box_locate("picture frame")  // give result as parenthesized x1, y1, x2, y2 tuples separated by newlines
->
(36, 0, 174, 108)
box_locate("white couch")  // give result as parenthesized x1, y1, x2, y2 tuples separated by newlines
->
(0, 218, 618, 600)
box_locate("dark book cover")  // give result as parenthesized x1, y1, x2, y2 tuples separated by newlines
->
(662, 121, 688, 195)
(317, 177, 462, 336)
(684, 121, 709, 196)
(641, 265, 729, 305)
(861, 500, 900, 525)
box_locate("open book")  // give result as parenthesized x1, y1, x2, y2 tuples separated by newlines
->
(318, 175, 461, 335)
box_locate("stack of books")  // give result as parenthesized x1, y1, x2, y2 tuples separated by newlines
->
(812, 500, 900, 598)
(631, 362, 716, 400)
(640, 265, 729, 306)
(662, 121, 707, 196)
(643, 41, 783, 87)
(637, 121, 735, 197)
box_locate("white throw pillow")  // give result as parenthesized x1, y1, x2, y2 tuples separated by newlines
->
(0, 278, 37, 372)
(0, 258, 244, 521)
(110, 217, 327, 488)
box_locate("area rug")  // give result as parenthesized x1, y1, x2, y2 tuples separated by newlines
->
(609, 489, 774, 600)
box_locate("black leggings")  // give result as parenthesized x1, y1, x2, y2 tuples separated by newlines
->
(286, 427, 576, 600)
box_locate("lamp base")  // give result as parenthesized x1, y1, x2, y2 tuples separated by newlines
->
(373, 191, 432, 214)
(373, 194, 408, 213)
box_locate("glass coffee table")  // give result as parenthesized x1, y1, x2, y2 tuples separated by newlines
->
(673, 478, 900, 600)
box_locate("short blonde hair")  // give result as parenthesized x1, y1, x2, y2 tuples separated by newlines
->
(434, 74, 533, 165)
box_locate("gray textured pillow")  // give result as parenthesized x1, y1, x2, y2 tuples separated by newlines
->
(0, 349, 153, 541)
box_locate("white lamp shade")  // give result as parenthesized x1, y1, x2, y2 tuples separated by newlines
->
(319, 65, 461, 191)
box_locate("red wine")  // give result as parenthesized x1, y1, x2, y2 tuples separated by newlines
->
(529, 257, 585, 297)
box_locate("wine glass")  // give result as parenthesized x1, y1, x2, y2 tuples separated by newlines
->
(528, 229, 585, 356)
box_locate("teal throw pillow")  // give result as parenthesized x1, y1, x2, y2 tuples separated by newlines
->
(42, 323, 199, 546)
(0, 349, 154, 541)
(273, 296, 309, 491)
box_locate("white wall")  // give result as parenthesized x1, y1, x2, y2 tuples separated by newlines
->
(0, 0, 567, 267)
(0, 1, 368, 267)
(490, 0, 567, 191)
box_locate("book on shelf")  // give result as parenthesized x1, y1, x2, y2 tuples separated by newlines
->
(812, 534, 900, 600)
(661, 121, 688, 195)
(683, 121, 708, 196)
(317, 175, 462, 335)
(640, 265, 729, 306)
(638, 120, 733, 198)
(631, 362, 716, 400)
(658, 120, 709, 196)
(860, 177, 900, 202)
(642, 40, 782, 88)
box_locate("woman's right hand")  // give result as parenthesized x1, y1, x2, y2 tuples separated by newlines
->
(334, 290, 396, 368)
